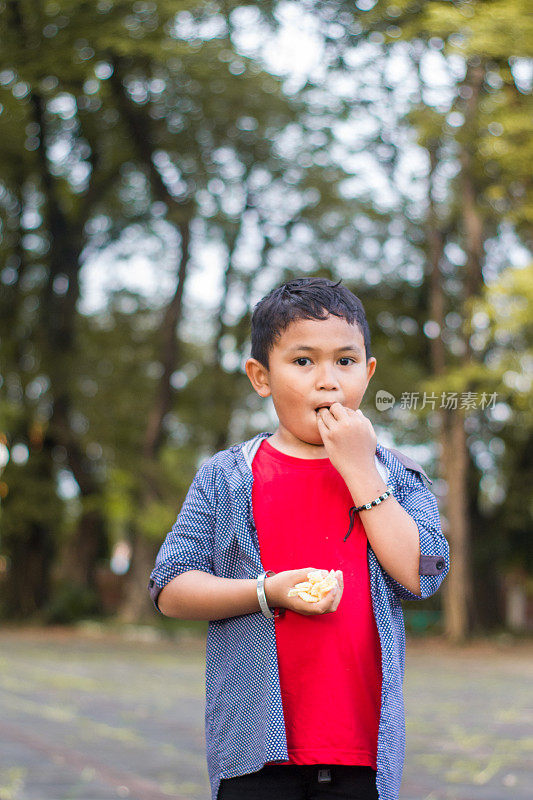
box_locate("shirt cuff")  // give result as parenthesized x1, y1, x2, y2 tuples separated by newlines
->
(419, 554, 447, 576)
(148, 578, 163, 613)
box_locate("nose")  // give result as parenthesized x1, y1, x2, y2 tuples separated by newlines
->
(315, 362, 340, 392)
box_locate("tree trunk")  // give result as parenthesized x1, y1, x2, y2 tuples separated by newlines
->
(31, 90, 107, 601)
(433, 59, 486, 642)
(211, 212, 247, 453)
(425, 141, 472, 641)
(56, 509, 107, 590)
(118, 535, 161, 624)
(460, 61, 486, 301)
(118, 223, 191, 622)
(441, 409, 472, 641)
(2, 439, 58, 619)
(442, 59, 486, 641)
(4, 524, 55, 619)
(143, 222, 190, 461)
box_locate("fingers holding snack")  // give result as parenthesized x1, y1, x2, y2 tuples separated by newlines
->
(286, 568, 344, 616)
(329, 570, 344, 612)
(264, 567, 323, 611)
(287, 568, 338, 599)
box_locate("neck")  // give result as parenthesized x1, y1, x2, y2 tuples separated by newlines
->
(268, 429, 328, 460)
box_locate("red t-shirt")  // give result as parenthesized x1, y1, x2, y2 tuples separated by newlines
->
(252, 438, 382, 768)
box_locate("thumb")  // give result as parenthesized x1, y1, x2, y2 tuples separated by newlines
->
(296, 567, 325, 580)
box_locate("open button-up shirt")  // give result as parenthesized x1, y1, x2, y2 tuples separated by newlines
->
(148, 433, 449, 800)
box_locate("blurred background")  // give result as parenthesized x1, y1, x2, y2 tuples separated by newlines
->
(0, 0, 532, 643)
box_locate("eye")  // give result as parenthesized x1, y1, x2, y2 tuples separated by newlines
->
(294, 357, 311, 366)
(338, 357, 355, 366)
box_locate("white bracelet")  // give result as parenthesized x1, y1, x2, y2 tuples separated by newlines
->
(257, 570, 275, 618)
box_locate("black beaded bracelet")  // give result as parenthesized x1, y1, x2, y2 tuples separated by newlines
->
(343, 489, 393, 542)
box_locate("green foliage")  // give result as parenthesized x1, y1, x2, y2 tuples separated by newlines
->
(471, 264, 533, 409)
(43, 580, 101, 624)
(470, 262, 533, 341)
(137, 499, 178, 542)
(422, 264, 533, 411)
(1, 0, 531, 627)
(361, 0, 533, 235)
(0, 448, 64, 543)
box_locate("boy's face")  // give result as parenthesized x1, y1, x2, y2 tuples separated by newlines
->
(246, 315, 377, 453)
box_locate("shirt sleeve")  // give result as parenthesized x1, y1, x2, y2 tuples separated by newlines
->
(387, 472, 449, 601)
(147, 460, 216, 612)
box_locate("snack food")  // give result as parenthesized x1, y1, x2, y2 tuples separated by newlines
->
(287, 569, 339, 603)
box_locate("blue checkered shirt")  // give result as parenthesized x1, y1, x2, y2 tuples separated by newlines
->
(148, 432, 449, 800)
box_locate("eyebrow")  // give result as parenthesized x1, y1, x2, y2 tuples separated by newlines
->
(288, 345, 363, 354)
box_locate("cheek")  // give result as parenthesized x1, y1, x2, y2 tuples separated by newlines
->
(350, 372, 369, 392)
(273, 377, 308, 403)
(344, 386, 366, 408)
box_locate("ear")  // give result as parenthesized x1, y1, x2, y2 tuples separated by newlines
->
(366, 357, 377, 383)
(245, 358, 271, 398)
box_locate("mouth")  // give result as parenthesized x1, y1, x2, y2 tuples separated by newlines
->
(314, 404, 331, 413)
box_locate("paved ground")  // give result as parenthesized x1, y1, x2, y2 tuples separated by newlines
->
(0, 626, 531, 800)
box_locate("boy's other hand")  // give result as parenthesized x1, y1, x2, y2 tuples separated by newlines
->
(316, 403, 377, 479)
(265, 568, 344, 616)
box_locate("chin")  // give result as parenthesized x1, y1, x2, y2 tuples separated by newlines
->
(300, 429, 324, 447)
(279, 419, 324, 447)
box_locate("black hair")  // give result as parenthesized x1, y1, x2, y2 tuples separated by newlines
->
(250, 277, 372, 368)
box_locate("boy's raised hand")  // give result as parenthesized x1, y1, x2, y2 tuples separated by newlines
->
(316, 403, 377, 479)
(265, 568, 344, 616)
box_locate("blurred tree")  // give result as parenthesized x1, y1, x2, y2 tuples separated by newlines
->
(0, 0, 368, 620)
(438, 264, 532, 589)
(0, 0, 292, 618)
(1, 0, 531, 631)
(311, 0, 533, 638)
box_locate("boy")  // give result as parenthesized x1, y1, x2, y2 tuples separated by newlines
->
(148, 277, 449, 800)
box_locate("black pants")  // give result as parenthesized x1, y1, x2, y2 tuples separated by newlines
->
(218, 764, 379, 800)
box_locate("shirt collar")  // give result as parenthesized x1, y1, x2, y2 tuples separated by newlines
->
(236, 432, 388, 479)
